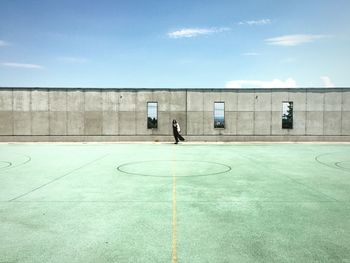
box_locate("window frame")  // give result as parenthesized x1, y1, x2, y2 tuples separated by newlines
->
(213, 101, 225, 129)
(282, 101, 293, 129)
(147, 101, 158, 129)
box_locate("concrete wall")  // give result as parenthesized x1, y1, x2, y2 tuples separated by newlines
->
(0, 88, 349, 141)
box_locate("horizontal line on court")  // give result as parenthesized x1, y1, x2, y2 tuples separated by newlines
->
(1, 200, 348, 203)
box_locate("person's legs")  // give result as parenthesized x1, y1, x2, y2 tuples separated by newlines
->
(173, 135, 179, 144)
(178, 134, 185, 141)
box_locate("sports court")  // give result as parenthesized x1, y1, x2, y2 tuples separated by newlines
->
(0, 142, 349, 262)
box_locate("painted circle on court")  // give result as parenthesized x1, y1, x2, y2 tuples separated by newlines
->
(315, 152, 350, 172)
(0, 161, 12, 169)
(0, 153, 31, 172)
(117, 160, 231, 177)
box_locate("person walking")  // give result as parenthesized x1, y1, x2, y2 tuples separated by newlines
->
(172, 119, 185, 144)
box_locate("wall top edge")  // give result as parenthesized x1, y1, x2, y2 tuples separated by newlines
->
(0, 87, 349, 92)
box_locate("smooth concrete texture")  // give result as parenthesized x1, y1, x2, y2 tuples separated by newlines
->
(0, 89, 12, 111)
(49, 91, 67, 112)
(237, 90, 254, 111)
(187, 91, 203, 111)
(49, 112, 67, 135)
(31, 89, 49, 111)
(0, 88, 350, 141)
(13, 90, 30, 111)
(85, 111, 103, 135)
(0, 143, 350, 262)
(324, 111, 342, 135)
(119, 111, 136, 135)
(187, 112, 204, 135)
(13, 112, 31, 135)
(306, 111, 324, 135)
(85, 91, 102, 111)
(102, 111, 119, 135)
(0, 111, 13, 135)
(31, 112, 49, 135)
(67, 112, 85, 135)
(237, 112, 254, 135)
(306, 90, 324, 111)
(67, 90, 84, 111)
(254, 111, 271, 135)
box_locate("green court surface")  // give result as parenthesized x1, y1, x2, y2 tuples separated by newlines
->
(0, 143, 350, 263)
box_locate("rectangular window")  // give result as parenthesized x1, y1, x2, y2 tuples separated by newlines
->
(282, 101, 293, 129)
(214, 102, 225, 128)
(147, 102, 158, 129)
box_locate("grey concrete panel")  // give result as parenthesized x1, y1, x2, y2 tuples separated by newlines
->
(136, 92, 153, 112)
(102, 111, 119, 135)
(0, 90, 12, 111)
(85, 91, 102, 111)
(254, 111, 271, 135)
(136, 111, 152, 135)
(152, 91, 170, 111)
(323, 112, 341, 135)
(306, 91, 324, 111)
(203, 92, 221, 111)
(187, 111, 203, 135)
(13, 112, 31, 135)
(31, 112, 49, 135)
(67, 111, 84, 135)
(222, 91, 238, 111)
(170, 91, 186, 111)
(288, 91, 306, 112)
(237, 91, 254, 111)
(152, 111, 171, 135)
(187, 91, 203, 111)
(343, 90, 350, 111)
(67, 90, 84, 111)
(342, 112, 350, 135)
(0, 111, 13, 135)
(102, 91, 118, 111)
(50, 112, 67, 135)
(271, 91, 288, 111)
(203, 111, 216, 135)
(306, 111, 323, 135)
(13, 90, 30, 111)
(324, 91, 342, 111)
(49, 91, 67, 112)
(119, 111, 136, 135)
(237, 112, 254, 135)
(254, 90, 272, 111)
(85, 111, 103, 135)
(119, 92, 136, 111)
(31, 89, 49, 111)
(221, 111, 237, 135)
(271, 111, 288, 135)
(289, 111, 306, 135)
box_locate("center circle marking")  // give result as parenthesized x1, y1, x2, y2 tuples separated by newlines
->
(117, 160, 231, 177)
(0, 161, 12, 169)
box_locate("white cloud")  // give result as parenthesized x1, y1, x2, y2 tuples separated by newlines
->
(238, 19, 271, 26)
(0, 40, 9, 47)
(226, 78, 298, 88)
(1, 62, 43, 69)
(321, 76, 335, 87)
(242, 52, 260, 56)
(167, 27, 230, 38)
(265, 34, 327, 46)
(57, 57, 88, 63)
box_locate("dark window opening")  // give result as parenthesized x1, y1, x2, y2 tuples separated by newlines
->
(214, 102, 225, 128)
(147, 102, 158, 129)
(282, 101, 293, 129)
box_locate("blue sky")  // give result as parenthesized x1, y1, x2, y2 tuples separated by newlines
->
(0, 0, 349, 88)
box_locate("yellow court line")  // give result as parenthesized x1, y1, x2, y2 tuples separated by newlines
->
(172, 150, 177, 263)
